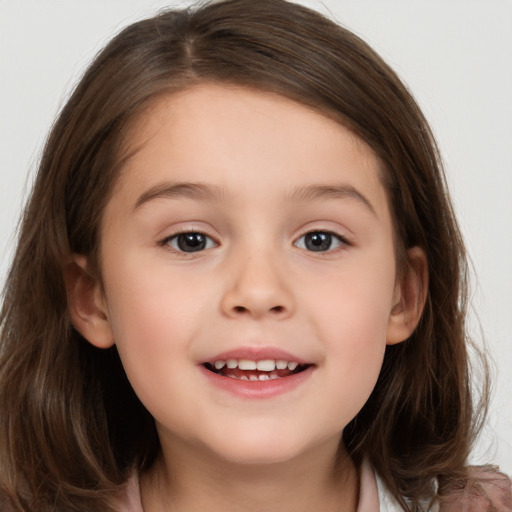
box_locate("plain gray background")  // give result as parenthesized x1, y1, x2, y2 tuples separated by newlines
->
(1, 0, 511, 473)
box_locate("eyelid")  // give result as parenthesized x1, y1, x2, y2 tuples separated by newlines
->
(158, 227, 220, 254)
(293, 221, 353, 242)
(293, 228, 352, 252)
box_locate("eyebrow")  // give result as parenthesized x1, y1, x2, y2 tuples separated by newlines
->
(288, 184, 377, 216)
(134, 181, 376, 216)
(134, 181, 227, 210)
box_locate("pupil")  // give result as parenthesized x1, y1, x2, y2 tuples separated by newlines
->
(306, 232, 331, 251)
(178, 233, 206, 252)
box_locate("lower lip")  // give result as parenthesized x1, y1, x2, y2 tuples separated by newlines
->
(199, 365, 315, 399)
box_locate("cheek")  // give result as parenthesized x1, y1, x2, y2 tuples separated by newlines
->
(305, 253, 396, 347)
(324, 296, 388, 394)
(301, 256, 395, 419)
(105, 252, 210, 337)
(102, 264, 207, 399)
(318, 305, 389, 429)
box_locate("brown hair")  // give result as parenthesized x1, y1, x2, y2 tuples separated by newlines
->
(0, 0, 488, 510)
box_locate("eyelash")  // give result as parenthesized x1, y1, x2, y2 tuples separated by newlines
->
(159, 229, 350, 255)
(293, 231, 350, 253)
(159, 230, 219, 254)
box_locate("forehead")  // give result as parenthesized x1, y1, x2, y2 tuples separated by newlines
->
(112, 83, 388, 214)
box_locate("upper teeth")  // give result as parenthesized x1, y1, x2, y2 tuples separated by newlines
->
(213, 359, 300, 371)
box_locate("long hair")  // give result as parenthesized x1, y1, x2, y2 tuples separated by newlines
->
(0, 1, 488, 510)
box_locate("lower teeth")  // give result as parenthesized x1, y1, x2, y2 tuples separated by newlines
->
(227, 373, 279, 381)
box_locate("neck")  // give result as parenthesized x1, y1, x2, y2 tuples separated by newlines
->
(140, 438, 359, 512)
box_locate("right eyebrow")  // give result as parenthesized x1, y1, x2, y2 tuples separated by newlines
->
(133, 181, 227, 211)
(288, 184, 377, 217)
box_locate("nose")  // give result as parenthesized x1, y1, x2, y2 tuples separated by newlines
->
(220, 251, 294, 320)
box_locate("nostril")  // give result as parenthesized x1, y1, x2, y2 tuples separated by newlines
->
(227, 303, 288, 317)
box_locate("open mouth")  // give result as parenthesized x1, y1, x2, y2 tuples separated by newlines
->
(203, 358, 311, 381)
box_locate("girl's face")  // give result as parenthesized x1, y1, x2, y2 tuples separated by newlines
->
(78, 84, 422, 467)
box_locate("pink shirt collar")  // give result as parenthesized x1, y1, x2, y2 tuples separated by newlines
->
(120, 461, 387, 512)
(118, 461, 512, 512)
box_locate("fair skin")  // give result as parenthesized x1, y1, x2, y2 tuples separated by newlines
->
(69, 84, 427, 512)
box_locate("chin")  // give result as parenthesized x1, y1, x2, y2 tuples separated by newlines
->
(198, 425, 327, 467)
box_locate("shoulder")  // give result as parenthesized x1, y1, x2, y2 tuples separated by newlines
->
(372, 464, 512, 512)
(439, 466, 512, 512)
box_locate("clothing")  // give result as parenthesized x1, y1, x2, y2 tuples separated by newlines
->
(118, 462, 512, 511)
(119, 473, 143, 512)
(363, 462, 512, 512)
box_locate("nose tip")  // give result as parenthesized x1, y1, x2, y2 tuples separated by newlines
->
(220, 258, 294, 320)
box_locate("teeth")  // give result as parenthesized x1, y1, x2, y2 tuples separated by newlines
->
(256, 359, 276, 371)
(224, 372, 293, 381)
(212, 358, 303, 372)
(238, 359, 257, 370)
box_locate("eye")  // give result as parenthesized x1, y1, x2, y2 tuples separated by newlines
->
(163, 232, 217, 253)
(294, 231, 347, 252)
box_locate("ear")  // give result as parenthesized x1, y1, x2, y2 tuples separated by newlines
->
(387, 246, 428, 345)
(64, 255, 115, 349)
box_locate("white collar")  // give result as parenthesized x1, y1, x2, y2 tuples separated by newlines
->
(358, 459, 439, 512)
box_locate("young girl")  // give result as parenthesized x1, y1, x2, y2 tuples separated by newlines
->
(0, 0, 510, 511)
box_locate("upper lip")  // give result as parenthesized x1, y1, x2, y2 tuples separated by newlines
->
(199, 347, 310, 365)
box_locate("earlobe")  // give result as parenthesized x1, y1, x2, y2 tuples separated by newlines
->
(386, 246, 428, 345)
(64, 255, 115, 349)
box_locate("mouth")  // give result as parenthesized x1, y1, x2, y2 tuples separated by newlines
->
(202, 358, 312, 381)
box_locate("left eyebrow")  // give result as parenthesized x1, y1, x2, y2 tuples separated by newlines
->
(288, 184, 377, 216)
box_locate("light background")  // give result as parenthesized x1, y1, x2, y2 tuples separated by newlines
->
(1, 0, 511, 473)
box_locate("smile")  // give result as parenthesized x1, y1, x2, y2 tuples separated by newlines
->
(199, 350, 315, 399)
(203, 358, 310, 381)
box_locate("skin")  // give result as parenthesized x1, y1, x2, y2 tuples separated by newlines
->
(69, 84, 427, 511)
